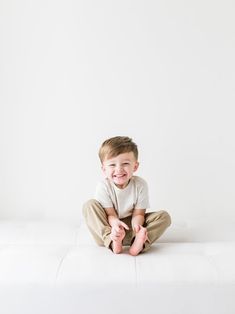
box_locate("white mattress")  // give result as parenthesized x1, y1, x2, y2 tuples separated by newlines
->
(0, 221, 234, 314)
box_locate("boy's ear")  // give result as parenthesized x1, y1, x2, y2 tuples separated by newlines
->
(134, 161, 139, 172)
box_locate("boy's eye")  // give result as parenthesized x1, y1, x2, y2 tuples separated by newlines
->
(123, 163, 130, 165)
(109, 164, 115, 167)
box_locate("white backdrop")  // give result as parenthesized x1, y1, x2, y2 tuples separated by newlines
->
(0, 0, 235, 223)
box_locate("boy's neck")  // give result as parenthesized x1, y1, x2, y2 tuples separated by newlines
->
(111, 178, 132, 189)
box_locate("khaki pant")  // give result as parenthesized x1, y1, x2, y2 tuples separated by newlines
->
(82, 199, 171, 253)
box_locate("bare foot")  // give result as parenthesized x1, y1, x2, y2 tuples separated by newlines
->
(129, 226, 148, 256)
(111, 228, 126, 254)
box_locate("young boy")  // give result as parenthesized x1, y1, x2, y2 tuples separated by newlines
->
(83, 136, 171, 256)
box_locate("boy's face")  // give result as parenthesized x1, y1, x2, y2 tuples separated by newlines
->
(102, 152, 139, 189)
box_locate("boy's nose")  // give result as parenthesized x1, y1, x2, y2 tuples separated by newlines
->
(116, 164, 123, 171)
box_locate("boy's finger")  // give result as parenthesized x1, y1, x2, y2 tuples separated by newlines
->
(121, 222, 129, 230)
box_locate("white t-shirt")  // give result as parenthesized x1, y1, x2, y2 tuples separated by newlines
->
(94, 176, 150, 219)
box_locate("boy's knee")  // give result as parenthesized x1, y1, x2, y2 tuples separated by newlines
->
(82, 199, 98, 216)
(161, 210, 171, 227)
(82, 199, 103, 217)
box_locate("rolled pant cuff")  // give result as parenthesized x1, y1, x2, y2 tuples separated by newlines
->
(104, 235, 112, 249)
(142, 240, 151, 253)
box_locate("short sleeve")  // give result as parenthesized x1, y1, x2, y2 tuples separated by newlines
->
(94, 181, 114, 208)
(135, 178, 150, 209)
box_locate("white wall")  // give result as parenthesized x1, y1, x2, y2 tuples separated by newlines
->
(1, 0, 235, 223)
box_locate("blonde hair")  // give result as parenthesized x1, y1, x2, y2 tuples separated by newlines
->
(99, 136, 138, 163)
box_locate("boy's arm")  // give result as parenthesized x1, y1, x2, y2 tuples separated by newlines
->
(105, 207, 119, 226)
(105, 208, 129, 230)
(131, 208, 146, 232)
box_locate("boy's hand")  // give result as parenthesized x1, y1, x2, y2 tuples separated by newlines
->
(133, 224, 140, 233)
(133, 224, 149, 242)
(133, 224, 147, 236)
(110, 220, 129, 241)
